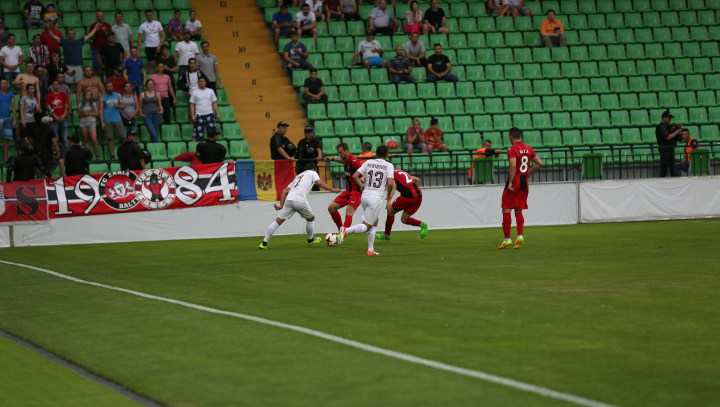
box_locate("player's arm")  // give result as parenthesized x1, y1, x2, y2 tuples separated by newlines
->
(507, 157, 517, 192)
(411, 176, 420, 183)
(315, 179, 340, 193)
(385, 177, 396, 210)
(527, 155, 542, 176)
(274, 187, 290, 210)
(352, 170, 364, 190)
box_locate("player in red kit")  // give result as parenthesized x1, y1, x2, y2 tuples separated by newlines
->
(376, 169, 428, 240)
(500, 127, 542, 250)
(324, 142, 364, 232)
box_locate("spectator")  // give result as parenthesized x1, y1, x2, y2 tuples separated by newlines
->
(23, 0, 47, 28)
(357, 142, 373, 163)
(196, 130, 226, 164)
(175, 30, 199, 78)
(117, 130, 146, 170)
(0, 78, 17, 162)
(33, 66, 48, 108)
(155, 44, 177, 87)
(540, 9, 566, 49)
(138, 10, 165, 74)
(13, 62, 40, 97)
(338, 0, 361, 21)
(0, 19, 9, 49)
(270, 121, 296, 161)
(46, 78, 68, 147)
(139, 79, 161, 143)
(149, 62, 175, 125)
(674, 129, 700, 176)
(6, 144, 53, 181)
(19, 84, 41, 147)
(52, 72, 70, 96)
(655, 110, 682, 178)
(77, 66, 104, 102)
(426, 44, 458, 83)
(325, 0, 343, 22)
(112, 12, 134, 59)
(489, 0, 510, 16)
(99, 80, 125, 156)
(35, 116, 60, 172)
(26, 34, 49, 68)
(43, 3, 61, 24)
(404, 32, 427, 67)
(177, 58, 209, 124)
(389, 45, 414, 85)
(423, 0, 448, 35)
(46, 26, 99, 92)
(352, 30, 386, 73)
(47, 52, 72, 88)
(303, 68, 327, 104)
(106, 66, 127, 95)
(173, 150, 201, 165)
(1, 34, 23, 85)
(306, 0, 325, 22)
(185, 10, 202, 40)
(77, 89, 100, 159)
(167, 9, 184, 41)
(120, 81, 138, 135)
(404, 1, 422, 34)
(404, 118, 427, 159)
(123, 46, 146, 96)
(284, 30, 312, 72)
(504, 0, 532, 18)
(197, 41, 218, 91)
(424, 117, 447, 159)
(296, 4, 319, 47)
(59, 135, 92, 176)
(89, 11, 112, 77)
(295, 124, 322, 172)
(273, 5, 294, 52)
(369, 0, 397, 38)
(39, 19, 62, 56)
(98, 32, 125, 79)
(189, 77, 219, 141)
(468, 139, 501, 182)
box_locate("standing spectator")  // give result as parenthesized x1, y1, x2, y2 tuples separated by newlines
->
(424, 117, 447, 158)
(296, 4, 319, 47)
(389, 45, 414, 85)
(35, 116, 60, 172)
(306, 0, 325, 22)
(89, 11, 112, 77)
(26, 34, 50, 68)
(43, 3, 61, 23)
(77, 66, 104, 102)
(23, 0, 47, 28)
(117, 130, 146, 170)
(177, 58, 208, 124)
(155, 44, 177, 87)
(655, 110, 682, 178)
(272, 5, 294, 52)
(138, 10, 165, 74)
(540, 9, 566, 49)
(270, 121, 296, 161)
(426, 44, 458, 83)
(52, 72, 70, 96)
(0, 78, 17, 162)
(123, 46, 146, 96)
(5, 144, 53, 181)
(106, 66, 127, 95)
(112, 12, 134, 59)
(489, 0, 510, 16)
(19, 84, 41, 147)
(46, 78, 68, 147)
(59, 134, 93, 177)
(39, 19, 62, 56)
(404, 32, 427, 67)
(99, 80, 125, 157)
(139, 79, 162, 143)
(351, 30, 386, 73)
(404, 118, 427, 159)
(174, 30, 199, 78)
(196, 130, 226, 164)
(77, 89, 100, 159)
(46, 52, 72, 88)
(185, 10, 202, 40)
(34, 66, 48, 108)
(189, 77, 219, 141)
(98, 32, 125, 79)
(197, 41, 218, 91)
(119, 81, 139, 134)
(404, 1, 422, 34)
(325, 0, 343, 22)
(13, 62, 40, 97)
(423, 0, 448, 35)
(149, 63, 175, 125)
(0, 34, 23, 85)
(303, 68, 327, 104)
(369, 0, 397, 38)
(295, 125, 322, 183)
(284, 31, 312, 72)
(674, 128, 699, 176)
(46, 26, 99, 92)
(504, 0, 532, 18)
(167, 10, 184, 41)
(0, 19, 9, 49)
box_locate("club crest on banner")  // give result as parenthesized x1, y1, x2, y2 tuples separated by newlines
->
(135, 169, 177, 209)
(99, 171, 140, 210)
(257, 172, 273, 191)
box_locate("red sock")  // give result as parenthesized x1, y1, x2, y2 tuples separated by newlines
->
(406, 217, 422, 227)
(502, 212, 512, 239)
(385, 215, 395, 236)
(515, 212, 524, 236)
(330, 211, 342, 229)
(344, 215, 353, 228)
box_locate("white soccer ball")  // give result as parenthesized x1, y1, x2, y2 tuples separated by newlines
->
(325, 233, 339, 246)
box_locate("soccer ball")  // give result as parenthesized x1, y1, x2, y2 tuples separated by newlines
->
(325, 233, 339, 246)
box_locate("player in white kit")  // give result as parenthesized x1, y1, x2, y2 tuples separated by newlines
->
(259, 163, 340, 249)
(339, 145, 395, 255)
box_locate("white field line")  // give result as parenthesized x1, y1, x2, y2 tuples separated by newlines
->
(1, 260, 619, 407)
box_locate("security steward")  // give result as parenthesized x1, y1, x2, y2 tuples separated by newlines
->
(6, 144, 54, 182)
(468, 139, 501, 183)
(59, 135, 93, 177)
(655, 110, 683, 177)
(295, 125, 323, 190)
(196, 130, 227, 164)
(674, 128, 700, 177)
(117, 131, 147, 171)
(270, 121, 296, 161)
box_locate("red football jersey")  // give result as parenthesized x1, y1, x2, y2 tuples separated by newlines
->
(344, 154, 364, 192)
(393, 169, 422, 198)
(507, 141, 536, 177)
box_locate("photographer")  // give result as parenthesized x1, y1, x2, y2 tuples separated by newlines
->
(655, 110, 683, 178)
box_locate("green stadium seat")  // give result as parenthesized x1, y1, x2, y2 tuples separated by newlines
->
(523, 32, 543, 47)
(505, 97, 523, 114)
(690, 27, 709, 42)
(453, 116, 473, 133)
(468, 33, 486, 48)
(335, 37, 354, 53)
(355, 119, 374, 136)
(477, 17, 495, 32)
(315, 121, 334, 137)
(571, 15, 589, 30)
(580, 94, 599, 111)
(689, 107, 710, 124)
(572, 112, 591, 129)
(486, 65, 505, 81)
(146, 143, 168, 161)
(337, 85, 358, 102)
(366, 101, 387, 118)
(667, 75, 686, 91)
(533, 113, 553, 130)
(562, 130, 582, 147)
(657, 60, 676, 75)
(588, 45, 608, 62)
(476, 82, 495, 97)
(222, 123, 243, 140)
(636, 60, 654, 76)
(450, 34, 468, 49)
(697, 91, 717, 107)
(621, 128, 642, 145)
(377, 84, 396, 99)
(512, 80, 531, 96)
(543, 96, 562, 112)
(463, 133, 484, 150)
(559, 95, 579, 111)
(592, 111, 611, 128)
(612, 110, 631, 127)
(363, 136, 382, 151)
(444, 133, 464, 152)
(347, 102, 366, 119)
(334, 120, 354, 136)
(386, 101, 405, 117)
(492, 115, 512, 131)
(496, 16, 514, 32)
(710, 26, 720, 41)
(701, 124, 720, 141)
(524, 131, 542, 147)
(570, 46, 589, 62)
(495, 81, 513, 97)
(437, 83, 456, 99)
(445, 99, 464, 115)
(307, 105, 326, 122)
(486, 32, 504, 48)
(519, 96, 539, 113)
(598, 29, 617, 45)
(473, 115, 493, 132)
(328, 103, 347, 119)
(678, 91, 698, 107)
(465, 99, 484, 114)
(406, 101, 424, 117)
(533, 80, 553, 96)
(561, 0, 580, 14)
(228, 141, 250, 159)
(698, 10, 717, 25)
(485, 98, 503, 114)
(630, 109, 650, 127)
(583, 129, 602, 145)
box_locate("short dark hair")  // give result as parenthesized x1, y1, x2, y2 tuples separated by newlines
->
(25, 84, 35, 91)
(115, 11, 123, 16)
(509, 127, 522, 139)
(33, 34, 41, 41)
(433, 43, 442, 48)
(302, 3, 309, 7)
(337, 142, 349, 152)
(376, 145, 389, 158)
(309, 68, 318, 74)
(547, 9, 555, 14)
(0, 78, 7, 83)
(188, 57, 197, 64)
(130, 46, 138, 50)
(430, 118, 438, 125)
(107, 32, 115, 37)
(160, 44, 170, 50)
(305, 162, 318, 171)
(280, 4, 288, 8)
(46, 3, 55, 7)
(682, 128, 690, 133)
(7, 34, 15, 39)
(483, 139, 492, 144)
(362, 142, 372, 151)
(145, 9, 153, 15)
(51, 79, 59, 85)
(174, 9, 181, 13)
(201, 41, 209, 47)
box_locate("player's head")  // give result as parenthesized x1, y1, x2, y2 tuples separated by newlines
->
(362, 142, 372, 153)
(305, 162, 318, 173)
(376, 145, 389, 159)
(508, 127, 522, 143)
(337, 142, 350, 161)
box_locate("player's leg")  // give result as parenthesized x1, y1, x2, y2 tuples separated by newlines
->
(377, 205, 400, 240)
(367, 218, 379, 254)
(328, 201, 344, 230)
(260, 217, 287, 249)
(400, 210, 428, 239)
(299, 202, 321, 245)
(513, 209, 524, 249)
(499, 208, 513, 249)
(344, 204, 356, 228)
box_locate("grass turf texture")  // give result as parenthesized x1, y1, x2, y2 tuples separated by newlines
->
(0, 220, 719, 407)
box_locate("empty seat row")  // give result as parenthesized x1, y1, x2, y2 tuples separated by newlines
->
(537, 0, 720, 15)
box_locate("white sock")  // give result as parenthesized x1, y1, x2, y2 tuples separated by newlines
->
(367, 226, 376, 252)
(306, 221, 314, 240)
(264, 221, 280, 243)
(346, 224, 368, 234)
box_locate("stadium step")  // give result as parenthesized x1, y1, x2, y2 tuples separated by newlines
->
(227, 95, 296, 105)
(237, 110, 304, 121)
(241, 119, 307, 129)
(241, 103, 302, 112)
(224, 85, 295, 96)
(214, 44, 278, 54)
(222, 77, 290, 87)
(223, 69, 288, 79)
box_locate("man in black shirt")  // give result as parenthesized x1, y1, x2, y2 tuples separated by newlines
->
(655, 110, 683, 177)
(35, 116, 61, 172)
(426, 44, 458, 83)
(6, 144, 53, 181)
(117, 131, 146, 171)
(303, 68, 328, 104)
(196, 130, 227, 164)
(270, 121, 297, 161)
(423, 0, 449, 35)
(60, 134, 93, 176)
(98, 32, 126, 79)
(295, 125, 322, 170)
(155, 44, 177, 89)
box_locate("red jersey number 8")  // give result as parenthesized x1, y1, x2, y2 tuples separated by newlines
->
(519, 156, 529, 173)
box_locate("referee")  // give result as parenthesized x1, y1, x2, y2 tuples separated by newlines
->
(655, 110, 683, 177)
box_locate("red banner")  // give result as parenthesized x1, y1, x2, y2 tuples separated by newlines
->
(46, 162, 237, 218)
(0, 179, 49, 225)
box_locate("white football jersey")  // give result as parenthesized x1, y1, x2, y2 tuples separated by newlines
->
(286, 170, 320, 201)
(357, 159, 394, 198)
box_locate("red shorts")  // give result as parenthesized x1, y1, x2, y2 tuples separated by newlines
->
(392, 196, 422, 215)
(501, 188, 529, 210)
(334, 190, 361, 209)
(428, 142, 443, 150)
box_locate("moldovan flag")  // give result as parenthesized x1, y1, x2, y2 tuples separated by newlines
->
(236, 160, 296, 201)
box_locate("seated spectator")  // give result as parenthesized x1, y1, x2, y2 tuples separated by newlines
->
(358, 142, 374, 163)
(423, 0, 448, 35)
(369, 0, 397, 38)
(44, 4, 62, 25)
(424, 118, 447, 156)
(338, 0, 361, 22)
(270, 121, 296, 161)
(296, 4, 319, 47)
(468, 139, 501, 182)
(352, 30, 387, 73)
(167, 9, 184, 41)
(326, 0, 344, 22)
(405, 32, 427, 67)
(185, 10, 202, 40)
(426, 44, 458, 83)
(24, 0, 47, 28)
(504, 0, 532, 18)
(306, 0, 325, 22)
(59, 135, 93, 177)
(389, 46, 414, 85)
(404, 1, 422, 34)
(405, 118, 428, 160)
(26, 34, 50, 68)
(273, 5, 294, 52)
(540, 9, 566, 49)
(303, 68, 328, 104)
(284, 30, 312, 72)
(674, 128, 700, 176)
(489, 0, 510, 16)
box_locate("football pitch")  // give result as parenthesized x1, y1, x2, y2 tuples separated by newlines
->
(1, 219, 719, 407)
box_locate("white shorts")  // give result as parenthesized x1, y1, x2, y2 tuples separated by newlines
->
(361, 194, 384, 225)
(65, 65, 83, 84)
(278, 199, 314, 220)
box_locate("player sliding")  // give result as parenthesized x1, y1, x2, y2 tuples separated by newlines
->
(376, 169, 427, 240)
(259, 163, 340, 249)
(324, 143, 363, 233)
(338, 145, 395, 255)
(499, 127, 542, 250)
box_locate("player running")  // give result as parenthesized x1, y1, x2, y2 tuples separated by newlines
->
(376, 169, 427, 240)
(259, 163, 340, 249)
(339, 145, 395, 255)
(324, 142, 364, 232)
(499, 127, 542, 250)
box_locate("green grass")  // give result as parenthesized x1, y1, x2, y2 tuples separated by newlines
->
(1, 220, 719, 407)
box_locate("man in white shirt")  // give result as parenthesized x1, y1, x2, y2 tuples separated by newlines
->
(189, 76, 220, 141)
(138, 10, 165, 74)
(185, 10, 202, 40)
(295, 4, 318, 47)
(351, 30, 386, 74)
(259, 162, 340, 249)
(0, 34, 23, 86)
(339, 145, 395, 255)
(174, 30, 199, 79)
